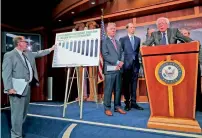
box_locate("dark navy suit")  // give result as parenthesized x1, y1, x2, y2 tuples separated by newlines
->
(119, 35, 141, 106)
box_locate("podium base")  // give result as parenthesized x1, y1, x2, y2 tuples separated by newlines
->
(148, 116, 202, 133)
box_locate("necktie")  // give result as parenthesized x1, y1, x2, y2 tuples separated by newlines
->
(111, 38, 117, 50)
(161, 32, 167, 45)
(130, 36, 135, 50)
(22, 53, 30, 72)
(22, 52, 33, 83)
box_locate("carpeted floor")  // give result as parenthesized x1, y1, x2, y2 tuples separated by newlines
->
(1, 102, 202, 138)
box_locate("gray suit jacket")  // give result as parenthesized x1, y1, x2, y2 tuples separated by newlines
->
(101, 37, 124, 74)
(143, 28, 193, 46)
(2, 48, 51, 94)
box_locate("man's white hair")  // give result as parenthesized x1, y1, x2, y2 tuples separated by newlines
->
(156, 17, 170, 26)
(107, 22, 116, 29)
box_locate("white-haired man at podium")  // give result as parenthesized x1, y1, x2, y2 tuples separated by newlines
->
(143, 17, 192, 46)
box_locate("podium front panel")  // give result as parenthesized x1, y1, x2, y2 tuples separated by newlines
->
(143, 52, 198, 119)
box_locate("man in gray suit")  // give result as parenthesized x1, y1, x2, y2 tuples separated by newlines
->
(2, 36, 55, 138)
(143, 17, 192, 46)
(101, 23, 126, 116)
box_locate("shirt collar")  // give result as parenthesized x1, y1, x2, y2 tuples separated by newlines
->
(161, 30, 167, 35)
(128, 34, 134, 38)
(15, 48, 23, 55)
(108, 36, 114, 40)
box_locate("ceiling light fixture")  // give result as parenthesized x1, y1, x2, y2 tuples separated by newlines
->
(71, 11, 75, 14)
(58, 20, 62, 22)
(91, 1, 95, 5)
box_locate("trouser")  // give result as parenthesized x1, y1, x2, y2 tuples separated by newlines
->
(9, 85, 31, 138)
(123, 61, 139, 106)
(104, 72, 121, 110)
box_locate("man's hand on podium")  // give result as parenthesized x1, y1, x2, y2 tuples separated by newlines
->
(141, 45, 148, 47)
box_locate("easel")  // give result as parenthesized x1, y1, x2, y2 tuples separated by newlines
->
(62, 66, 98, 119)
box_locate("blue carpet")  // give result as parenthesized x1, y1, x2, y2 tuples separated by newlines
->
(1, 109, 71, 138)
(28, 102, 202, 129)
(58, 123, 188, 138)
(2, 102, 202, 138)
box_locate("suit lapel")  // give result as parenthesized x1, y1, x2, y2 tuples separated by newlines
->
(133, 36, 139, 51)
(107, 37, 118, 55)
(14, 49, 28, 69)
(23, 52, 33, 68)
(167, 28, 171, 44)
(126, 36, 134, 51)
(157, 31, 162, 45)
(115, 40, 120, 55)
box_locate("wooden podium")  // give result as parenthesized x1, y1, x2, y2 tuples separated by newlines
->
(140, 42, 201, 133)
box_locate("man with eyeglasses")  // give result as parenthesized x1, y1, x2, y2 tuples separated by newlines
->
(143, 17, 192, 46)
(2, 36, 55, 138)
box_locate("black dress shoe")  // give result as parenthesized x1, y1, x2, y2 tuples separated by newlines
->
(131, 104, 144, 110)
(124, 105, 131, 111)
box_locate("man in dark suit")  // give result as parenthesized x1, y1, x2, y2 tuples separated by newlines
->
(101, 22, 126, 116)
(119, 23, 144, 111)
(180, 28, 202, 112)
(143, 17, 192, 46)
(2, 36, 55, 138)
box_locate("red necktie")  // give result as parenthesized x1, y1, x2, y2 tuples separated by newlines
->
(111, 38, 117, 50)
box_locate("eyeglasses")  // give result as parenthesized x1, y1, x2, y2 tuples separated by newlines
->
(19, 41, 28, 43)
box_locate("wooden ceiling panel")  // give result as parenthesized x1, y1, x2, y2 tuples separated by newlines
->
(72, 0, 196, 24)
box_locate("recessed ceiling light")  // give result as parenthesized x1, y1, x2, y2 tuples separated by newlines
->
(91, 1, 95, 5)
(71, 11, 75, 14)
(58, 20, 62, 22)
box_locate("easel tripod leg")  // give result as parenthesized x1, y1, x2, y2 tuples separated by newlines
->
(63, 68, 70, 117)
(80, 67, 85, 119)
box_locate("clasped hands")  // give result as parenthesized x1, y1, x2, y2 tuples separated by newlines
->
(116, 61, 124, 70)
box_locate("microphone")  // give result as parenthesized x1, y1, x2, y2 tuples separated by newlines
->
(173, 37, 186, 43)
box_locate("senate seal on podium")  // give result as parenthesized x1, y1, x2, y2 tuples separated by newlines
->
(155, 60, 185, 86)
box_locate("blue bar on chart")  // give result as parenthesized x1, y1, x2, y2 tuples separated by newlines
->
(77, 41, 81, 53)
(90, 39, 94, 57)
(70, 41, 73, 51)
(94, 38, 98, 57)
(62, 42, 65, 48)
(73, 40, 77, 52)
(66, 41, 69, 49)
(58, 42, 61, 46)
(81, 40, 85, 55)
(85, 39, 89, 56)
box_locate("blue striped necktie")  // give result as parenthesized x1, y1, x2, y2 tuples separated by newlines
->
(161, 32, 167, 45)
(130, 36, 135, 50)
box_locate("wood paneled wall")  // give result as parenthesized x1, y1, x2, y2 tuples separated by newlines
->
(199, 6, 202, 13)
(74, 0, 194, 23)
(52, 0, 83, 18)
(103, 0, 176, 15)
(114, 6, 201, 28)
(136, 8, 194, 24)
